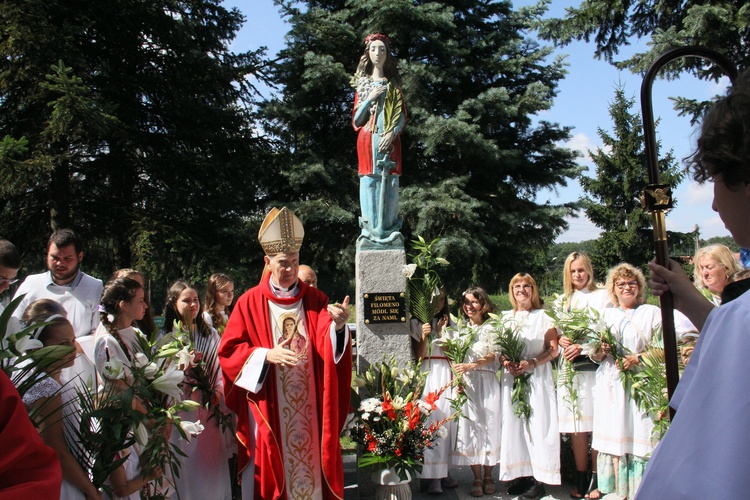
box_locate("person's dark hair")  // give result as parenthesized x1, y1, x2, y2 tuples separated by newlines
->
(26, 313, 71, 345)
(434, 287, 450, 319)
(688, 69, 750, 188)
(21, 299, 66, 325)
(460, 285, 494, 321)
(721, 270, 750, 304)
(0, 239, 21, 269)
(99, 277, 143, 359)
(163, 280, 210, 337)
(111, 268, 157, 336)
(47, 228, 84, 253)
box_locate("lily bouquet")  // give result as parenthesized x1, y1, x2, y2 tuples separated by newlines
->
(437, 315, 477, 416)
(72, 326, 204, 499)
(490, 313, 532, 422)
(403, 236, 449, 325)
(546, 300, 605, 430)
(348, 356, 455, 481)
(176, 319, 234, 435)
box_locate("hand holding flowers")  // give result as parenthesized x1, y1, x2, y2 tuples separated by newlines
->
(490, 313, 533, 422)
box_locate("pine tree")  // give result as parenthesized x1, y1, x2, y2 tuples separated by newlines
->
(0, 0, 271, 292)
(538, 0, 747, 120)
(261, 0, 581, 296)
(581, 84, 684, 271)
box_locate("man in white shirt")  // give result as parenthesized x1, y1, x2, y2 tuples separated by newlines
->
(12, 229, 103, 383)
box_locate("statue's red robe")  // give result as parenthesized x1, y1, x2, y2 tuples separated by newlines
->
(218, 276, 352, 499)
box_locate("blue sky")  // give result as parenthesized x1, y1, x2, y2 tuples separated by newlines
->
(226, 0, 732, 244)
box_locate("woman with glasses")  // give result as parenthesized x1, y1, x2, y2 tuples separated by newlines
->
(589, 264, 660, 499)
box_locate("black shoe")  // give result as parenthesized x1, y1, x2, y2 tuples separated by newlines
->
(507, 476, 534, 495)
(522, 481, 546, 499)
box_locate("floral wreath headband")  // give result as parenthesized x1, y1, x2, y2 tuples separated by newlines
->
(365, 33, 390, 46)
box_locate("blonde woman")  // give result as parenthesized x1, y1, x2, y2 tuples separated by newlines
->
(499, 273, 560, 499)
(556, 252, 610, 499)
(693, 244, 741, 305)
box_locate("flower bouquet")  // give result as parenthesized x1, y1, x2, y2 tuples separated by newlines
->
(584, 321, 633, 393)
(437, 315, 477, 416)
(176, 319, 234, 435)
(348, 356, 455, 481)
(546, 300, 604, 430)
(71, 326, 204, 499)
(403, 236, 449, 325)
(626, 325, 672, 443)
(490, 313, 532, 422)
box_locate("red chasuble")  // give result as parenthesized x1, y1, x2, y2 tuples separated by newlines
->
(0, 370, 62, 496)
(218, 276, 352, 500)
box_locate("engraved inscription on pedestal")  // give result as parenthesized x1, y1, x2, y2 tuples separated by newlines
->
(363, 292, 406, 324)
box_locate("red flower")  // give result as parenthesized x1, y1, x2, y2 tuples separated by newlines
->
(423, 391, 439, 410)
(406, 401, 420, 430)
(381, 395, 397, 420)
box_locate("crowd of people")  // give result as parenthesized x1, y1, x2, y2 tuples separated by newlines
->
(0, 207, 352, 500)
(0, 224, 746, 500)
(2, 66, 750, 500)
(410, 249, 744, 499)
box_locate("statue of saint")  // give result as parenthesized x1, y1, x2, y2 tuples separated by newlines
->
(352, 33, 406, 250)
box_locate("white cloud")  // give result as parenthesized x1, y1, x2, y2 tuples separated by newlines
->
(564, 132, 597, 163)
(705, 76, 731, 97)
(562, 132, 612, 170)
(683, 181, 713, 206)
(699, 215, 730, 239)
(555, 214, 601, 243)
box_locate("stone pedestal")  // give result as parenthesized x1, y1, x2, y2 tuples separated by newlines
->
(355, 249, 412, 369)
(355, 249, 413, 497)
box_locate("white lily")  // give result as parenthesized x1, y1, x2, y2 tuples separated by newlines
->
(175, 347, 195, 370)
(102, 358, 125, 380)
(179, 419, 204, 442)
(401, 263, 417, 278)
(132, 352, 159, 379)
(14, 334, 43, 353)
(150, 364, 184, 399)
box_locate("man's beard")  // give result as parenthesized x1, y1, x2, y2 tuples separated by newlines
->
(51, 264, 79, 284)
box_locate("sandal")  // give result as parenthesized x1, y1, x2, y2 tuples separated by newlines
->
(585, 472, 601, 499)
(483, 477, 496, 495)
(471, 479, 484, 497)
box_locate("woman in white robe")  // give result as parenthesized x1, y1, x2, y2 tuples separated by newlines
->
(554, 252, 611, 499)
(499, 273, 560, 499)
(411, 291, 458, 495)
(591, 264, 659, 499)
(449, 286, 501, 497)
